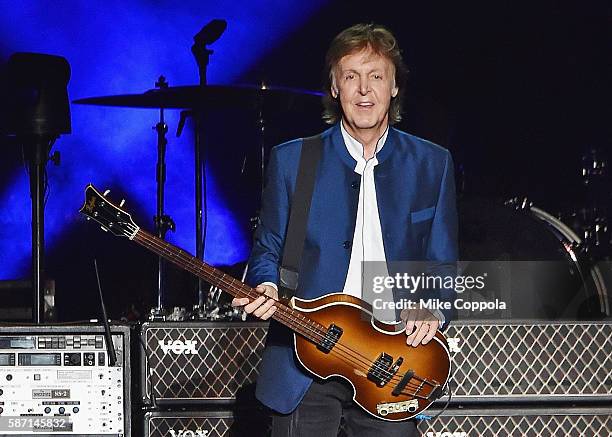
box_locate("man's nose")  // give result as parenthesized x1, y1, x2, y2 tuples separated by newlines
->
(359, 77, 370, 95)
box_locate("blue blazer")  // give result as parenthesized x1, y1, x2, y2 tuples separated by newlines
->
(246, 123, 458, 414)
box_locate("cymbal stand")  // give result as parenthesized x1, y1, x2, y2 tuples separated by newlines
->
(257, 83, 266, 208)
(149, 76, 175, 321)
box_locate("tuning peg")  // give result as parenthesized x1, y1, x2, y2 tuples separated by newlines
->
(103, 189, 111, 196)
(119, 199, 126, 207)
(100, 226, 108, 232)
(86, 217, 91, 221)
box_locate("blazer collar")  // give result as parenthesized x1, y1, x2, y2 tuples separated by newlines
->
(331, 122, 396, 170)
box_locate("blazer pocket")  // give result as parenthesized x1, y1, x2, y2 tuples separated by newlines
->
(410, 206, 435, 224)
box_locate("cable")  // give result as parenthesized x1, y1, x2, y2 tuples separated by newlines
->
(415, 362, 454, 421)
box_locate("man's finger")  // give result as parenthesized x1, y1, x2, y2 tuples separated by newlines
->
(255, 285, 278, 299)
(253, 298, 275, 318)
(243, 295, 266, 314)
(406, 319, 423, 343)
(231, 297, 249, 307)
(422, 321, 438, 345)
(404, 312, 417, 336)
(411, 322, 430, 347)
(260, 305, 277, 321)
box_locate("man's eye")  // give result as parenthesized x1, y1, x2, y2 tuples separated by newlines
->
(373, 74, 382, 80)
(345, 74, 355, 80)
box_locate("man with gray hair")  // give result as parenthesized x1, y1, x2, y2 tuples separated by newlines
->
(233, 23, 458, 436)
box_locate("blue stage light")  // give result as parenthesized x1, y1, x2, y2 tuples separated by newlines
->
(0, 0, 327, 279)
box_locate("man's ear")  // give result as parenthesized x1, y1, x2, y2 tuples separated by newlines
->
(391, 83, 399, 98)
(331, 83, 339, 99)
(330, 73, 339, 98)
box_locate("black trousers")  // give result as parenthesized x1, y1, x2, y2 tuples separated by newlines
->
(271, 379, 419, 437)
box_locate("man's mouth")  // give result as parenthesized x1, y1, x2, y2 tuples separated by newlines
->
(356, 102, 374, 108)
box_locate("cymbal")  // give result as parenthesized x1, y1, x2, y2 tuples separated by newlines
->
(73, 84, 323, 109)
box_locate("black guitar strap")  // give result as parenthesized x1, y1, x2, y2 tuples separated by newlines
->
(278, 134, 323, 299)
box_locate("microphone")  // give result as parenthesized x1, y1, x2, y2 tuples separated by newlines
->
(193, 19, 227, 46)
(191, 19, 227, 85)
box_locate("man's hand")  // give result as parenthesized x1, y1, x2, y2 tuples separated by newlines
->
(400, 308, 440, 347)
(231, 284, 278, 320)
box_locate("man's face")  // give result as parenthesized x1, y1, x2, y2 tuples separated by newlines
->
(331, 48, 398, 133)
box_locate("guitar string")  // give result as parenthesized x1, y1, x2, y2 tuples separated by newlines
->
(132, 229, 422, 388)
(132, 225, 436, 393)
(133, 227, 437, 393)
(134, 231, 434, 388)
(89, 201, 434, 393)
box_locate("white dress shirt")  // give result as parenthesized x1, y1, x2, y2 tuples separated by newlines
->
(340, 123, 396, 322)
(340, 122, 444, 325)
(341, 122, 389, 295)
(265, 123, 444, 325)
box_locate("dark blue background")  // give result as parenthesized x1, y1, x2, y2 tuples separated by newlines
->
(1, 0, 610, 320)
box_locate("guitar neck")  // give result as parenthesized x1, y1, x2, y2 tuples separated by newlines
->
(132, 229, 325, 342)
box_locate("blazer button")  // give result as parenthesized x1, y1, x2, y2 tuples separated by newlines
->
(343, 240, 352, 249)
(351, 181, 360, 189)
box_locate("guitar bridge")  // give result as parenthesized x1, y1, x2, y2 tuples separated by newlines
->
(317, 324, 343, 353)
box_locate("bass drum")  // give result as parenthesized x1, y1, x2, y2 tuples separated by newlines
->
(458, 197, 609, 320)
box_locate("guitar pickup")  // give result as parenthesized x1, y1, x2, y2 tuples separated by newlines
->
(392, 369, 414, 396)
(368, 353, 399, 387)
(318, 324, 343, 353)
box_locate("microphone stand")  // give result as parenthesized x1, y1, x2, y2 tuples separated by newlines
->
(24, 136, 55, 323)
(190, 20, 226, 317)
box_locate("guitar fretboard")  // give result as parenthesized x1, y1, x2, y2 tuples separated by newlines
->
(133, 229, 327, 344)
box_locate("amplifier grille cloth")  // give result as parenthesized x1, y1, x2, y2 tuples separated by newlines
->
(446, 323, 611, 398)
(144, 324, 267, 401)
(142, 322, 612, 403)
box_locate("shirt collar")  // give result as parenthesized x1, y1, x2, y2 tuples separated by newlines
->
(340, 121, 388, 173)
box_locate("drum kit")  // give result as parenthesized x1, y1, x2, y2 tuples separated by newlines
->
(72, 20, 611, 322)
(457, 144, 611, 320)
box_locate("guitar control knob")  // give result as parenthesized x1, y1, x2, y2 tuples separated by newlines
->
(73, 407, 79, 413)
(44, 407, 51, 414)
(58, 407, 65, 414)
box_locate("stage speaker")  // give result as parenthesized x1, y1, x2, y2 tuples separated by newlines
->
(140, 321, 612, 405)
(442, 320, 612, 403)
(143, 407, 612, 437)
(417, 406, 612, 437)
(143, 410, 271, 437)
(140, 322, 267, 405)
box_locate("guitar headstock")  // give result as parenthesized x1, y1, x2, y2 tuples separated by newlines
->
(79, 184, 139, 239)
